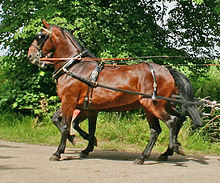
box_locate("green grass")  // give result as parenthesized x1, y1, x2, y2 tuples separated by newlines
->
(0, 111, 219, 155)
(0, 113, 60, 145)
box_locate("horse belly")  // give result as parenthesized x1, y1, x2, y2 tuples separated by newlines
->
(87, 90, 139, 110)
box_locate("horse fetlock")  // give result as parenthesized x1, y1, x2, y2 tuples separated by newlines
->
(80, 151, 90, 158)
(157, 154, 168, 161)
(174, 144, 185, 156)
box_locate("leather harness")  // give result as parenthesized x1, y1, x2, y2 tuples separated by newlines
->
(53, 54, 158, 108)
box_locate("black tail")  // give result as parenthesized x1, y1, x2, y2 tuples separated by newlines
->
(168, 68, 203, 127)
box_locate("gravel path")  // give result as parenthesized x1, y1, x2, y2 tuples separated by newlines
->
(0, 140, 220, 183)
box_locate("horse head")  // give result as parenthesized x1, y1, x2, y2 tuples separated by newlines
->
(27, 19, 82, 68)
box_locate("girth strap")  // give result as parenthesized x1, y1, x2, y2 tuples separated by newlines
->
(84, 62, 104, 108)
(147, 63, 157, 103)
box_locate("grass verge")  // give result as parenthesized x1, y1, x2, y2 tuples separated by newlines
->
(0, 111, 219, 155)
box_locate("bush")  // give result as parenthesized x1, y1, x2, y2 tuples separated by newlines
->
(190, 65, 220, 143)
(0, 56, 58, 117)
(191, 64, 220, 101)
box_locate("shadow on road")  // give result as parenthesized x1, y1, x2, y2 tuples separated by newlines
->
(0, 144, 21, 149)
(62, 148, 210, 166)
(0, 165, 35, 171)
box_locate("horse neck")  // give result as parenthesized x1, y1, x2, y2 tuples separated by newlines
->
(52, 38, 79, 69)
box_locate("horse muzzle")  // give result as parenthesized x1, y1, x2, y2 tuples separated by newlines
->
(28, 53, 45, 68)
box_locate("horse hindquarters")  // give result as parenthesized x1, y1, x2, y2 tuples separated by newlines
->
(135, 67, 185, 164)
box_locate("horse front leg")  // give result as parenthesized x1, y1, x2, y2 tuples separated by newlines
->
(49, 123, 69, 161)
(51, 107, 76, 146)
(49, 102, 74, 161)
(80, 110, 98, 158)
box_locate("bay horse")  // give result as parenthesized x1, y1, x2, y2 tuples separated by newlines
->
(27, 19, 202, 164)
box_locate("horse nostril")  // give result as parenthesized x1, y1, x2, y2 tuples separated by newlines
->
(28, 54, 32, 60)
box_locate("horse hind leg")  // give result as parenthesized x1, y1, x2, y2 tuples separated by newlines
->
(80, 110, 98, 158)
(158, 108, 186, 161)
(137, 98, 184, 164)
(72, 110, 98, 146)
(134, 112, 162, 165)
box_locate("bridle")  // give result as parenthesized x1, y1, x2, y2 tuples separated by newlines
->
(31, 26, 84, 67)
(31, 27, 54, 59)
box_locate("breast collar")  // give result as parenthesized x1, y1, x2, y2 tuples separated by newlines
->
(52, 50, 90, 81)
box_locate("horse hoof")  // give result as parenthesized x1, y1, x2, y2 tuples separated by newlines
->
(157, 155, 168, 161)
(133, 158, 144, 165)
(49, 155, 60, 161)
(174, 146, 185, 156)
(80, 152, 89, 158)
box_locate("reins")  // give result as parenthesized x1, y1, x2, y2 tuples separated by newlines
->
(39, 56, 220, 67)
(40, 55, 187, 61)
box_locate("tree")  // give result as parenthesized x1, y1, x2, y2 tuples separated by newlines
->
(0, 0, 219, 112)
(1, 0, 219, 58)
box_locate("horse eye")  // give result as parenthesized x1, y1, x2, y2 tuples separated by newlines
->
(35, 32, 46, 45)
(36, 32, 45, 39)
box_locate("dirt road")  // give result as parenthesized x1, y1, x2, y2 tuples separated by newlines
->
(0, 140, 220, 183)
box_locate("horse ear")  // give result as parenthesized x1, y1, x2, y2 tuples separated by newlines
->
(42, 19, 50, 29)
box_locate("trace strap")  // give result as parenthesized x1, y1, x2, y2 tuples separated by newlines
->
(61, 68, 204, 106)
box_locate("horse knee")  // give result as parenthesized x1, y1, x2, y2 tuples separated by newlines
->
(60, 124, 69, 136)
(51, 109, 62, 125)
(165, 116, 179, 128)
(150, 128, 161, 138)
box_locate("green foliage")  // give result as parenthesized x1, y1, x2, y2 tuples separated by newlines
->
(0, 0, 219, 114)
(0, 56, 58, 115)
(191, 62, 220, 101)
(181, 64, 220, 143)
